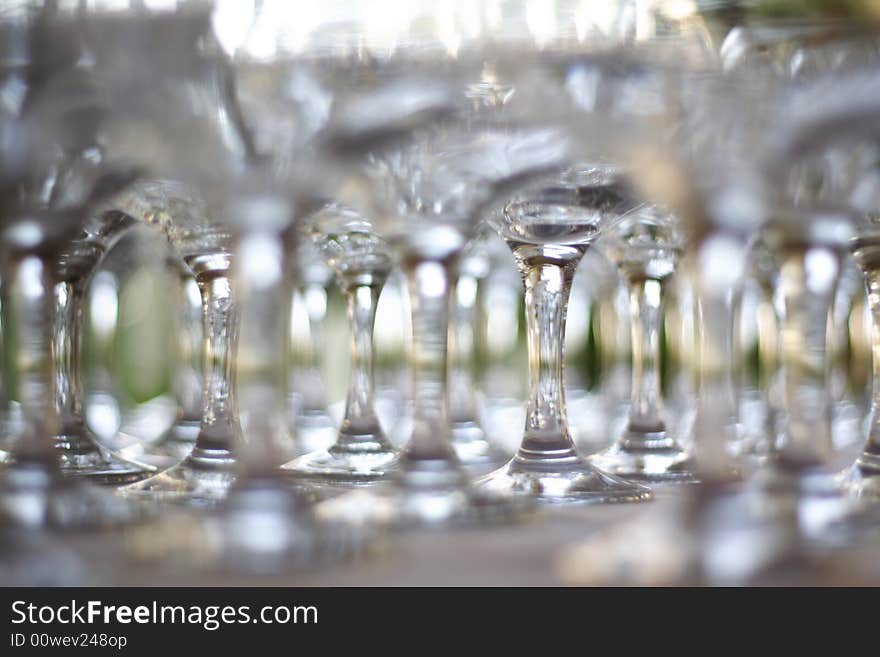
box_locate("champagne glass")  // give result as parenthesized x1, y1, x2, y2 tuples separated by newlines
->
(589, 205, 698, 482)
(476, 166, 653, 503)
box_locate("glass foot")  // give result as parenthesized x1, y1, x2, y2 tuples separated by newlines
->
(206, 479, 370, 574)
(56, 426, 154, 486)
(115, 419, 200, 470)
(0, 461, 150, 530)
(477, 451, 653, 505)
(750, 463, 849, 540)
(589, 429, 698, 483)
(292, 410, 338, 455)
(282, 440, 400, 486)
(449, 420, 509, 474)
(839, 453, 880, 501)
(119, 445, 236, 507)
(314, 456, 532, 529)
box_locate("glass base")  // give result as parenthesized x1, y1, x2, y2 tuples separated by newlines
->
(205, 478, 370, 574)
(292, 410, 338, 455)
(0, 460, 150, 530)
(749, 462, 849, 541)
(314, 456, 532, 529)
(477, 449, 653, 505)
(56, 426, 154, 486)
(282, 438, 400, 486)
(116, 419, 200, 470)
(589, 428, 698, 483)
(119, 445, 236, 507)
(449, 420, 509, 474)
(839, 452, 880, 501)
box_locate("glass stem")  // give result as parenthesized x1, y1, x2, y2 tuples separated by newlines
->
(297, 281, 329, 414)
(172, 269, 203, 424)
(338, 273, 387, 446)
(859, 268, 880, 472)
(625, 276, 666, 439)
(53, 279, 90, 448)
(776, 247, 840, 469)
(755, 278, 781, 448)
(448, 271, 482, 425)
(401, 256, 459, 463)
(687, 271, 738, 481)
(512, 244, 584, 464)
(4, 253, 59, 465)
(233, 232, 293, 476)
(193, 266, 239, 456)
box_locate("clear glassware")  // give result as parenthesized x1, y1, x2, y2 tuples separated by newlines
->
(840, 155, 880, 501)
(79, 228, 181, 469)
(314, 58, 570, 528)
(0, 5, 149, 529)
(590, 206, 697, 482)
(447, 234, 508, 472)
(477, 167, 652, 504)
(756, 208, 855, 513)
(141, 260, 203, 463)
(113, 180, 242, 505)
(287, 238, 337, 455)
(283, 204, 399, 485)
(51, 213, 155, 484)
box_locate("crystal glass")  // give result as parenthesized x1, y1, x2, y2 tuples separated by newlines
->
(315, 56, 570, 528)
(590, 206, 697, 482)
(284, 204, 399, 485)
(287, 238, 337, 455)
(0, 5, 148, 529)
(143, 259, 203, 463)
(477, 167, 652, 503)
(52, 212, 155, 484)
(447, 234, 508, 472)
(844, 166, 880, 500)
(112, 180, 242, 505)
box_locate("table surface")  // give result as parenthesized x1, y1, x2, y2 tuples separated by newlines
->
(12, 488, 871, 587)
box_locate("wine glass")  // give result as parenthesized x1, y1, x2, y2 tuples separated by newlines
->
(447, 233, 509, 471)
(112, 179, 243, 504)
(589, 204, 698, 482)
(0, 4, 149, 529)
(476, 166, 653, 503)
(844, 160, 880, 501)
(283, 204, 399, 485)
(138, 257, 203, 463)
(314, 54, 572, 528)
(52, 211, 156, 484)
(287, 238, 337, 455)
